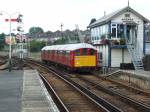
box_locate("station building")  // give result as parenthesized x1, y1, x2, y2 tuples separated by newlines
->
(88, 6, 150, 69)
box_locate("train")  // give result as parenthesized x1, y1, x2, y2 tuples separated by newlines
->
(41, 43, 98, 71)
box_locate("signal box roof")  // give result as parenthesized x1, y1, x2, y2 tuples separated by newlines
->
(41, 43, 97, 51)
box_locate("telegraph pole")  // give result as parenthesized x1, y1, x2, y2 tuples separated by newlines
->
(60, 23, 64, 38)
(0, 11, 20, 72)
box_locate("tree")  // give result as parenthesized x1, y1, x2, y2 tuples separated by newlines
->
(0, 33, 6, 50)
(53, 37, 68, 45)
(89, 18, 96, 25)
(29, 27, 44, 36)
(30, 40, 46, 52)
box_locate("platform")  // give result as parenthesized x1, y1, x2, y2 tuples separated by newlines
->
(0, 70, 23, 112)
(0, 70, 59, 112)
(22, 70, 59, 112)
(120, 70, 150, 80)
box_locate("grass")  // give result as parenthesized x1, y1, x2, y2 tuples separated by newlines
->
(0, 51, 9, 56)
(29, 52, 41, 60)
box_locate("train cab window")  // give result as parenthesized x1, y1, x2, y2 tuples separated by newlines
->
(82, 48, 87, 55)
(89, 49, 95, 55)
(75, 49, 80, 56)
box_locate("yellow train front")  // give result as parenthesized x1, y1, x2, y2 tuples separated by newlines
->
(41, 43, 98, 72)
(71, 48, 98, 71)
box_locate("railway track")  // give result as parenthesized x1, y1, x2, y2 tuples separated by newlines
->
(25, 59, 150, 112)
(0, 55, 7, 65)
(66, 73, 150, 112)
(25, 59, 122, 112)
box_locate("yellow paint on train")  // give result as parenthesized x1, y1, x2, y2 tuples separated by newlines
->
(74, 56, 96, 67)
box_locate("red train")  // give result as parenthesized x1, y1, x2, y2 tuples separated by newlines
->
(41, 43, 98, 71)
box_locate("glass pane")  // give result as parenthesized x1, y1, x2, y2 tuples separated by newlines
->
(117, 24, 124, 38)
(82, 48, 87, 55)
(112, 28, 116, 37)
(75, 49, 80, 56)
(89, 49, 95, 55)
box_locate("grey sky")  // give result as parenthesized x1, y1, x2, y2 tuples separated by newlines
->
(0, 0, 149, 33)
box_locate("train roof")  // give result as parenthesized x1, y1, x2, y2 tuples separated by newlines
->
(41, 43, 97, 51)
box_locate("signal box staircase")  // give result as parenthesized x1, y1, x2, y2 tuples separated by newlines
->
(126, 39, 144, 71)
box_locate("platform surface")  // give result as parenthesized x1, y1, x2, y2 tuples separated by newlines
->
(120, 70, 150, 80)
(0, 70, 23, 112)
(0, 70, 59, 112)
(22, 70, 59, 112)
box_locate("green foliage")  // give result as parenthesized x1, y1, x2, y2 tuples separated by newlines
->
(53, 37, 68, 45)
(120, 38, 126, 45)
(29, 27, 44, 35)
(30, 40, 46, 52)
(53, 36, 80, 45)
(0, 33, 6, 50)
(89, 18, 96, 25)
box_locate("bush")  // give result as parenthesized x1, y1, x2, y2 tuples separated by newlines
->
(120, 38, 126, 45)
(112, 40, 119, 45)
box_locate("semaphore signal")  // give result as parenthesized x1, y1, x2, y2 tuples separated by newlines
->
(5, 18, 17, 22)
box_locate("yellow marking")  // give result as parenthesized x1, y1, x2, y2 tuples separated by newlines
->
(74, 56, 96, 67)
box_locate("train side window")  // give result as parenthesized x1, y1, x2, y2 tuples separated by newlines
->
(59, 51, 62, 55)
(89, 49, 95, 55)
(53, 50, 55, 55)
(48, 50, 50, 54)
(57, 51, 59, 54)
(63, 51, 66, 56)
(66, 51, 70, 57)
(75, 49, 80, 56)
(60, 51, 63, 56)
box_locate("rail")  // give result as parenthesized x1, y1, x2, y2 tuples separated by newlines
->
(26, 59, 123, 112)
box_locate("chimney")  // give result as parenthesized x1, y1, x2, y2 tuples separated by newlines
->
(104, 11, 106, 16)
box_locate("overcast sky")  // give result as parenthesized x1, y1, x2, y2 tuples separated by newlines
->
(0, 0, 149, 34)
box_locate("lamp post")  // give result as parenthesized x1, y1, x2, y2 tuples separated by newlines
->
(0, 11, 20, 72)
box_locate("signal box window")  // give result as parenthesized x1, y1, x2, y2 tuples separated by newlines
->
(112, 28, 116, 37)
